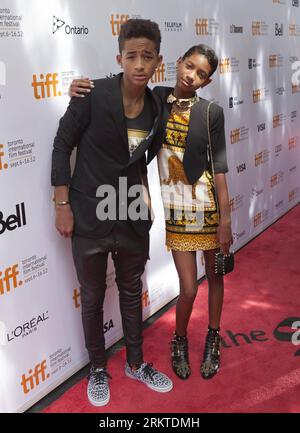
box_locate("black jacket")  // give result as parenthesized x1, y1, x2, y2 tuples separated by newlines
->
(149, 86, 228, 185)
(51, 73, 164, 238)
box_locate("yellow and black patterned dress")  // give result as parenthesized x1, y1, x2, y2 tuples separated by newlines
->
(157, 97, 220, 251)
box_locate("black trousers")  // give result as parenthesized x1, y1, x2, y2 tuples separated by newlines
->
(72, 221, 149, 368)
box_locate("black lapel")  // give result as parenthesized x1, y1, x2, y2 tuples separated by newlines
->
(127, 86, 164, 167)
(186, 98, 209, 152)
(105, 73, 128, 148)
(145, 86, 173, 164)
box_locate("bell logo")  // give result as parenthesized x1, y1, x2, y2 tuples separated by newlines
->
(254, 212, 262, 227)
(0, 203, 27, 235)
(0, 264, 22, 296)
(273, 115, 280, 128)
(110, 14, 129, 36)
(219, 58, 230, 74)
(142, 290, 150, 309)
(230, 128, 240, 144)
(195, 18, 209, 35)
(73, 288, 81, 309)
(150, 64, 166, 83)
(32, 73, 61, 99)
(0, 144, 8, 171)
(21, 360, 50, 394)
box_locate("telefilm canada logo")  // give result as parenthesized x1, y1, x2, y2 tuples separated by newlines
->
(52, 16, 89, 35)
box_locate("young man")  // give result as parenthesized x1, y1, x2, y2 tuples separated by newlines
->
(51, 19, 173, 407)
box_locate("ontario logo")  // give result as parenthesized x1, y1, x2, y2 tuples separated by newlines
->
(52, 16, 88, 35)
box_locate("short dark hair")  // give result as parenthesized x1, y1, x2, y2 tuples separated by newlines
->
(182, 44, 218, 77)
(118, 18, 161, 54)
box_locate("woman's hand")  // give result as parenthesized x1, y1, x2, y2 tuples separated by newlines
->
(55, 205, 74, 238)
(69, 77, 94, 98)
(217, 221, 233, 255)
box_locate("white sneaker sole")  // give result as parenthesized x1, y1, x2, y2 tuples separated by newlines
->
(125, 370, 173, 393)
(87, 390, 110, 407)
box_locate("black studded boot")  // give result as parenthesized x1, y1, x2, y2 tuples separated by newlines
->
(170, 332, 191, 380)
(200, 326, 221, 380)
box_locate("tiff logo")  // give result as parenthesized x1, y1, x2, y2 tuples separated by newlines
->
(32, 73, 61, 99)
(219, 58, 230, 74)
(110, 14, 129, 36)
(150, 64, 166, 83)
(0, 144, 8, 170)
(230, 128, 240, 144)
(73, 288, 81, 308)
(21, 360, 50, 394)
(142, 290, 150, 309)
(0, 61, 6, 86)
(195, 18, 209, 35)
(0, 264, 22, 296)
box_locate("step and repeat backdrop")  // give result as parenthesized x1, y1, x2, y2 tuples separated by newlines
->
(0, 0, 299, 412)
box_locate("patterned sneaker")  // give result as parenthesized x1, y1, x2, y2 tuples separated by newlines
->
(87, 366, 112, 406)
(125, 362, 173, 393)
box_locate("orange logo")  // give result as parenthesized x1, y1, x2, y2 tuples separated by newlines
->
(269, 54, 278, 67)
(0, 264, 22, 296)
(110, 14, 129, 36)
(195, 18, 209, 35)
(150, 64, 166, 83)
(73, 288, 81, 308)
(273, 115, 280, 128)
(21, 360, 50, 394)
(219, 58, 230, 74)
(32, 73, 61, 99)
(289, 189, 299, 202)
(0, 144, 8, 171)
(270, 174, 279, 187)
(229, 198, 235, 213)
(142, 290, 150, 309)
(253, 89, 263, 103)
(289, 24, 296, 36)
(292, 83, 300, 93)
(252, 21, 261, 35)
(255, 152, 263, 166)
(230, 128, 241, 144)
(254, 212, 262, 227)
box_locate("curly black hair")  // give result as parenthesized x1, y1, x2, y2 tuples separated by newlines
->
(118, 18, 161, 54)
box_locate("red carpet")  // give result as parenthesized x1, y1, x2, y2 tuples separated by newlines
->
(43, 205, 300, 413)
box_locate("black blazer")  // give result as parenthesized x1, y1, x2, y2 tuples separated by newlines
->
(51, 73, 164, 238)
(148, 86, 228, 185)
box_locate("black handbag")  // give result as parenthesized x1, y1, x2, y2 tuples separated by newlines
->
(207, 102, 234, 276)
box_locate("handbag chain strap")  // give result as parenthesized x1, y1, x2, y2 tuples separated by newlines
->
(206, 101, 220, 215)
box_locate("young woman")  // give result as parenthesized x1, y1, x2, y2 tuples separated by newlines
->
(70, 44, 233, 381)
